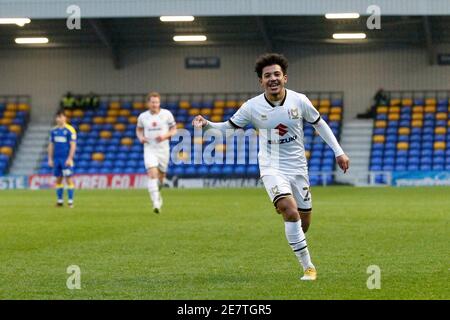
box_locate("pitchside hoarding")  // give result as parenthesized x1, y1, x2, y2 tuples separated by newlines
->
(392, 171, 450, 186)
(0, 175, 28, 190)
(28, 174, 148, 190)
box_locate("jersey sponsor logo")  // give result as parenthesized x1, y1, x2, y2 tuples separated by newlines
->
(275, 123, 288, 136)
(267, 134, 298, 145)
(288, 108, 300, 119)
(54, 136, 68, 143)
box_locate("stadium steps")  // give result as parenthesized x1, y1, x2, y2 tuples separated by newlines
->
(335, 119, 373, 186)
(9, 123, 53, 175)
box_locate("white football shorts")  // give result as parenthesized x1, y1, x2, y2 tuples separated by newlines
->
(144, 148, 170, 173)
(261, 174, 312, 212)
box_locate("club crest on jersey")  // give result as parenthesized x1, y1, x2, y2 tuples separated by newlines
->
(261, 114, 268, 120)
(152, 121, 158, 127)
(275, 123, 288, 136)
(288, 108, 299, 119)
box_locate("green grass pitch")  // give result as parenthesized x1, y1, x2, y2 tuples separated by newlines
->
(0, 186, 449, 300)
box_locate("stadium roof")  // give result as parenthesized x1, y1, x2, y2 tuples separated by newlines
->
(1, 15, 449, 68)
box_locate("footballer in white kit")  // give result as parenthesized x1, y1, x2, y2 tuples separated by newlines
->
(136, 92, 177, 213)
(193, 53, 350, 281)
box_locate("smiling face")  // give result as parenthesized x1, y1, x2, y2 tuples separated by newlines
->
(259, 64, 288, 100)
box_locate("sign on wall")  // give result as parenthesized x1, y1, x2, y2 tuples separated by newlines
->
(437, 54, 450, 65)
(185, 57, 221, 69)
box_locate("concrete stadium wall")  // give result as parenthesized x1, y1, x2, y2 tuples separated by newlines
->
(0, 44, 449, 122)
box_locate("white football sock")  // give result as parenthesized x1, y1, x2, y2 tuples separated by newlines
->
(147, 178, 161, 208)
(285, 221, 315, 271)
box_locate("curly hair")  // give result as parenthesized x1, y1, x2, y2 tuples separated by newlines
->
(254, 53, 288, 78)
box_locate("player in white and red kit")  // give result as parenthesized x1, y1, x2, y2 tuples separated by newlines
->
(193, 53, 350, 280)
(136, 92, 177, 213)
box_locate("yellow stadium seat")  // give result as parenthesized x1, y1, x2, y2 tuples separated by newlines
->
(215, 144, 226, 152)
(0, 118, 13, 125)
(109, 102, 120, 110)
(177, 151, 189, 161)
(398, 127, 410, 135)
(18, 103, 30, 112)
(330, 107, 342, 114)
(121, 137, 133, 146)
(390, 99, 401, 106)
(305, 150, 310, 160)
(226, 100, 237, 108)
(424, 105, 436, 113)
(388, 113, 399, 121)
(319, 107, 330, 114)
(397, 142, 409, 150)
(319, 99, 331, 107)
(435, 127, 446, 135)
(329, 114, 341, 121)
(412, 113, 423, 120)
(79, 123, 91, 132)
(114, 123, 126, 131)
(93, 117, 105, 124)
(448, 120, 450, 127)
(0, 146, 13, 156)
(434, 142, 446, 150)
(3, 111, 16, 119)
(119, 109, 131, 117)
(377, 106, 388, 114)
(133, 101, 145, 109)
(179, 101, 190, 109)
(389, 106, 400, 113)
(100, 130, 112, 139)
(92, 153, 105, 161)
(6, 103, 17, 111)
(238, 100, 246, 107)
(375, 120, 387, 128)
(412, 106, 424, 113)
(107, 109, 119, 117)
(193, 137, 203, 145)
(401, 98, 412, 106)
(309, 99, 318, 108)
(64, 109, 73, 117)
(211, 115, 223, 122)
(72, 109, 84, 117)
(214, 100, 225, 108)
(411, 120, 423, 127)
(212, 108, 224, 115)
(128, 116, 137, 124)
(176, 123, 185, 129)
(373, 135, 385, 143)
(436, 112, 448, 120)
(425, 98, 436, 106)
(9, 125, 22, 135)
(188, 108, 200, 116)
(105, 116, 117, 124)
(201, 108, 212, 115)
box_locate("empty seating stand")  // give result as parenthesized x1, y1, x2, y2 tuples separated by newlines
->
(0, 96, 31, 176)
(370, 91, 450, 182)
(38, 92, 344, 185)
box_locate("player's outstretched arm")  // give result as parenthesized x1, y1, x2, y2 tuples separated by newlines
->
(313, 118, 350, 173)
(192, 115, 235, 134)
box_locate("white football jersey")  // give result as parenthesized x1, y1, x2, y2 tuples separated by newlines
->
(137, 109, 176, 150)
(229, 88, 321, 176)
